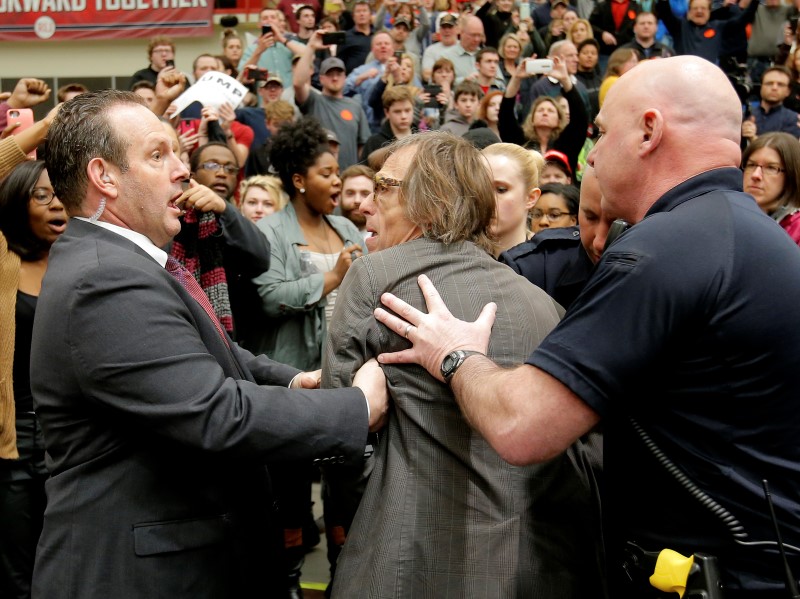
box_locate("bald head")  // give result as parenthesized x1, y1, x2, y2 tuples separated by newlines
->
(461, 16, 485, 52)
(589, 56, 742, 223)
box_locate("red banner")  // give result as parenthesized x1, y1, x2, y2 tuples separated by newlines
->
(0, 0, 214, 41)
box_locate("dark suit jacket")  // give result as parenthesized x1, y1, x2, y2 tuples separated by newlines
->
(323, 238, 604, 598)
(30, 219, 368, 599)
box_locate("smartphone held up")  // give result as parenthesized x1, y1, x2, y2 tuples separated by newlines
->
(7, 108, 36, 159)
(526, 58, 554, 75)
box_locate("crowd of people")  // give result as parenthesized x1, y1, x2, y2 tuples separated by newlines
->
(1, 0, 800, 597)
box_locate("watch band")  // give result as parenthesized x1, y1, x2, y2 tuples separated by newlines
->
(441, 350, 484, 383)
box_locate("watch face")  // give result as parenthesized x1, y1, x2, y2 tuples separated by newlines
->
(442, 354, 458, 373)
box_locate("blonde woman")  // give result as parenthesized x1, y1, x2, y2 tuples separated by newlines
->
(238, 175, 287, 223)
(568, 18, 593, 44)
(482, 143, 543, 256)
(498, 32, 523, 80)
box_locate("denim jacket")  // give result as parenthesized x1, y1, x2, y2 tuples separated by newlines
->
(252, 202, 367, 370)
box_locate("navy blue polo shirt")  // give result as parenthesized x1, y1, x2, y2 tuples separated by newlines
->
(528, 168, 800, 592)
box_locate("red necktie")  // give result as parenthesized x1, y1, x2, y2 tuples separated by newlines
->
(166, 256, 230, 347)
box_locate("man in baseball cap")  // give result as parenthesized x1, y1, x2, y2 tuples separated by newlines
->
(423, 13, 461, 81)
(294, 33, 371, 168)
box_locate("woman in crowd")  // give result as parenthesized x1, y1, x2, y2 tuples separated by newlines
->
(476, 0, 515, 48)
(222, 29, 244, 67)
(482, 143, 542, 256)
(598, 46, 639, 107)
(742, 131, 800, 246)
(499, 56, 588, 176)
(238, 175, 286, 224)
(474, 90, 503, 140)
(251, 118, 366, 596)
(324, 131, 602, 598)
(422, 57, 455, 129)
(498, 31, 523, 80)
(253, 115, 365, 375)
(539, 17, 566, 49)
(532, 182, 579, 234)
(569, 18, 594, 44)
(0, 161, 66, 599)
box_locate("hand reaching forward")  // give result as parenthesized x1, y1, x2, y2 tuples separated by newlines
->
(353, 359, 388, 431)
(374, 275, 497, 383)
(290, 369, 322, 389)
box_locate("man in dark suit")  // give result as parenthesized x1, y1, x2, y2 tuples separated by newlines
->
(30, 89, 387, 599)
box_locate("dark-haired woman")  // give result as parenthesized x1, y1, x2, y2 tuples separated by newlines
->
(251, 117, 366, 596)
(0, 161, 67, 598)
(742, 131, 800, 246)
(532, 182, 579, 233)
(253, 116, 366, 367)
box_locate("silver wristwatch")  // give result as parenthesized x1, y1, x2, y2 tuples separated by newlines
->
(440, 350, 484, 383)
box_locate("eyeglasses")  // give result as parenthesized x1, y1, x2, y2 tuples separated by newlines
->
(199, 161, 240, 176)
(373, 174, 403, 195)
(152, 47, 174, 54)
(531, 209, 574, 222)
(31, 188, 56, 205)
(743, 162, 785, 177)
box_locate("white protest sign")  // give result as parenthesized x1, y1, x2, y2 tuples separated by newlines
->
(171, 71, 248, 114)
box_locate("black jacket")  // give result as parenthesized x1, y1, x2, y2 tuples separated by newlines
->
(499, 226, 595, 310)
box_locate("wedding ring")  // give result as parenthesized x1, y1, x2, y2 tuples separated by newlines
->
(404, 324, 414, 338)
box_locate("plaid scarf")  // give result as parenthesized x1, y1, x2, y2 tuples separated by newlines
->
(169, 209, 233, 333)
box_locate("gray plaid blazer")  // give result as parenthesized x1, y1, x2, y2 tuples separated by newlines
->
(323, 237, 604, 599)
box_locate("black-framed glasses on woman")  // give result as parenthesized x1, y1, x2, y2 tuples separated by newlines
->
(31, 188, 56, 205)
(743, 162, 786, 177)
(530, 209, 574, 222)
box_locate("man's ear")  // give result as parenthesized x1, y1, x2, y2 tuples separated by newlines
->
(639, 108, 663, 157)
(87, 158, 118, 198)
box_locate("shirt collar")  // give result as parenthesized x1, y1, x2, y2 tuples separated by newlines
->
(74, 217, 169, 267)
(547, 74, 578, 85)
(645, 168, 743, 218)
(457, 43, 478, 56)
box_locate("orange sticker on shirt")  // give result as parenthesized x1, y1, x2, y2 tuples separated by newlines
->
(704, 28, 716, 38)
(340, 109, 354, 121)
(628, 10, 636, 20)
